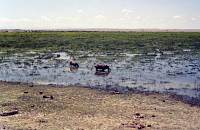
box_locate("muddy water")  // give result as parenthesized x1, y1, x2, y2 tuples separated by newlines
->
(0, 51, 200, 104)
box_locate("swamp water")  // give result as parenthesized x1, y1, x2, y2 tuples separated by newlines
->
(0, 50, 200, 105)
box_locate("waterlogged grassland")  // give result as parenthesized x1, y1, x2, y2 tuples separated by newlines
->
(0, 32, 200, 54)
(1, 32, 200, 129)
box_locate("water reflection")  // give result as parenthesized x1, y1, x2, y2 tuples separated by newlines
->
(69, 67, 79, 73)
(95, 71, 111, 77)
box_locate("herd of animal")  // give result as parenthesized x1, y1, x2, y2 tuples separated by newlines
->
(69, 60, 111, 75)
(39, 53, 111, 75)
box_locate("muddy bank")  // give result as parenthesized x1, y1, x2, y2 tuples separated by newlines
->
(2, 80, 200, 107)
(0, 81, 200, 130)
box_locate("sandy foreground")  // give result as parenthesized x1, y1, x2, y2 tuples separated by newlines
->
(0, 82, 200, 130)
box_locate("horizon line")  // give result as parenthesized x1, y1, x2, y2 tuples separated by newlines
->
(1, 28, 200, 32)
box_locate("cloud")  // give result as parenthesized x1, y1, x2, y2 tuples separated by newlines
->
(135, 16, 142, 20)
(191, 17, 197, 21)
(0, 18, 32, 23)
(173, 15, 182, 19)
(173, 15, 199, 21)
(121, 9, 134, 14)
(77, 9, 88, 16)
(0, 18, 13, 23)
(77, 9, 84, 14)
(41, 16, 51, 21)
(95, 14, 106, 20)
(121, 9, 134, 17)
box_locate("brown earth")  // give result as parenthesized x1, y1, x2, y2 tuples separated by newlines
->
(0, 82, 200, 130)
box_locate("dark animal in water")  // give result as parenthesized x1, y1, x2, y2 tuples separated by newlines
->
(95, 64, 111, 72)
(69, 61, 79, 68)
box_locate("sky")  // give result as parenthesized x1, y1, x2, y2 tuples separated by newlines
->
(0, 0, 200, 29)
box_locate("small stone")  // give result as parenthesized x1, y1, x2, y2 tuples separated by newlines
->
(50, 95, 54, 100)
(137, 124, 145, 129)
(29, 84, 34, 87)
(135, 113, 140, 116)
(111, 91, 121, 95)
(147, 124, 152, 127)
(0, 110, 19, 116)
(31, 105, 35, 108)
(38, 119, 48, 123)
(43, 95, 54, 100)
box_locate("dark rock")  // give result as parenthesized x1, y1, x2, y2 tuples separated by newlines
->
(125, 123, 145, 129)
(135, 113, 140, 116)
(137, 124, 145, 129)
(56, 54, 61, 58)
(24, 91, 29, 94)
(121, 123, 126, 126)
(147, 124, 152, 127)
(0, 125, 6, 130)
(38, 119, 48, 123)
(31, 105, 35, 108)
(168, 88, 174, 91)
(43, 66, 50, 69)
(133, 113, 145, 120)
(29, 72, 40, 76)
(77, 128, 84, 130)
(50, 95, 54, 100)
(111, 91, 121, 95)
(29, 84, 34, 87)
(0, 110, 18, 116)
(43, 95, 54, 100)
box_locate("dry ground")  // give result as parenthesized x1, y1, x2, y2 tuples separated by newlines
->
(0, 82, 200, 130)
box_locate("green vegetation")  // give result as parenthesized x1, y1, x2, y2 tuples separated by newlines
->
(0, 32, 200, 53)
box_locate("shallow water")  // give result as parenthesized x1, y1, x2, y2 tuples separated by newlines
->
(0, 51, 200, 102)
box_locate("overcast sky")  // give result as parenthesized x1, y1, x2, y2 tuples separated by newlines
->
(0, 0, 200, 29)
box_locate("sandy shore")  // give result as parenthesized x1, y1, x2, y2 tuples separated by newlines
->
(0, 82, 200, 130)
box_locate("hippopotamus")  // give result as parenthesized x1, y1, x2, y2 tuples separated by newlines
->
(69, 61, 79, 68)
(95, 64, 111, 72)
